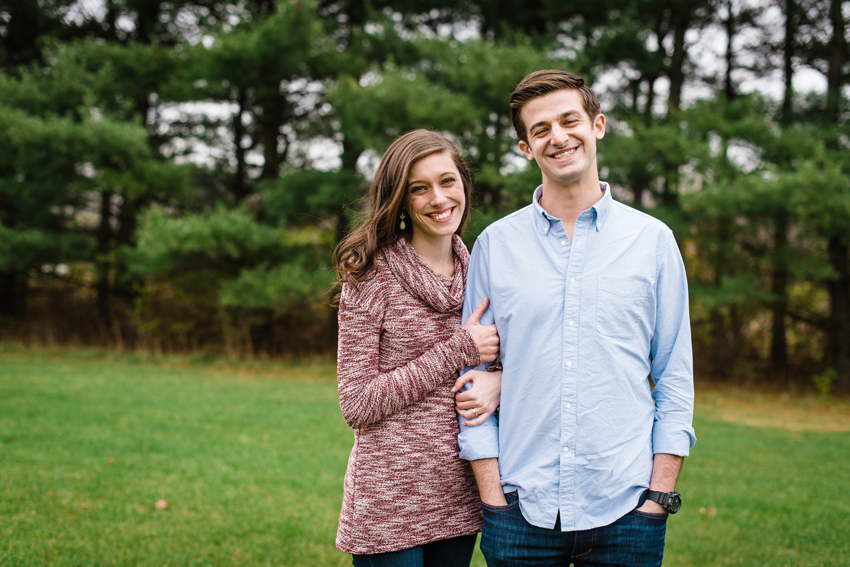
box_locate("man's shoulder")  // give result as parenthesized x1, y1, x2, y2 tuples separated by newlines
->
(609, 199, 673, 237)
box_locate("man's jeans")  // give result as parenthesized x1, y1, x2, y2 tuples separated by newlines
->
(480, 492, 667, 567)
(351, 534, 477, 567)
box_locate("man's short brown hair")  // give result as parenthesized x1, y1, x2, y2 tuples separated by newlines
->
(510, 70, 601, 144)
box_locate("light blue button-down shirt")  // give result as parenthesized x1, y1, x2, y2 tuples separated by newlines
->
(458, 182, 696, 532)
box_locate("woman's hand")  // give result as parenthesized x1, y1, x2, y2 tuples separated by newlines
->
(463, 297, 499, 363)
(452, 369, 501, 426)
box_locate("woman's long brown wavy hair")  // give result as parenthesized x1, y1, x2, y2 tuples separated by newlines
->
(330, 130, 473, 306)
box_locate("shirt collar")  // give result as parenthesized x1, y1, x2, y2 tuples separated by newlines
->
(532, 182, 612, 235)
(531, 186, 552, 235)
(593, 182, 612, 232)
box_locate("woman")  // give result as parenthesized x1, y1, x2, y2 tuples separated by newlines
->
(332, 130, 502, 567)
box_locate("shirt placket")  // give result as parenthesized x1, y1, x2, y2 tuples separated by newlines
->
(558, 210, 590, 529)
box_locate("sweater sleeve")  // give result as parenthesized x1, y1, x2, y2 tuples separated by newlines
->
(337, 282, 481, 430)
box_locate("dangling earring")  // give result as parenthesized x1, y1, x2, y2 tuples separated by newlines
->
(399, 211, 406, 230)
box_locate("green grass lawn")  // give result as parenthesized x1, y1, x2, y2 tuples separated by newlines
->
(1, 345, 848, 566)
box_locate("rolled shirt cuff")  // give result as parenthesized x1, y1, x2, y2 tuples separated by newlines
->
(458, 416, 500, 461)
(652, 420, 696, 457)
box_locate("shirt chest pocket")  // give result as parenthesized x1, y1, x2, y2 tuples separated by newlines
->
(596, 277, 651, 340)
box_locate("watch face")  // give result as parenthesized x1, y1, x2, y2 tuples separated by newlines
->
(668, 493, 682, 513)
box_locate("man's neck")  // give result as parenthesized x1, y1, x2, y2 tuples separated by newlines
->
(538, 176, 603, 241)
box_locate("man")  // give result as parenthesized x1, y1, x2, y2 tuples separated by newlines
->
(457, 70, 696, 566)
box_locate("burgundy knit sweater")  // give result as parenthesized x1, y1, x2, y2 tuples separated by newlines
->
(336, 235, 483, 555)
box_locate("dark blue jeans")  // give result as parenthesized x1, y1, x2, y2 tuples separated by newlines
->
(480, 492, 667, 567)
(351, 534, 478, 567)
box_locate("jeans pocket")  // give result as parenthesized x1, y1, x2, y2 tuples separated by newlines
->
(596, 277, 650, 340)
(630, 509, 669, 522)
(481, 491, 519, 512)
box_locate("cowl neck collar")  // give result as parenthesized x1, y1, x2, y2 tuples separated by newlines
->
(382, 234, 469, 313)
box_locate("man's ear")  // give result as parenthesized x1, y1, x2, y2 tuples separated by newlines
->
(594, 113, 606, 140)
(518, 140, 534, 160)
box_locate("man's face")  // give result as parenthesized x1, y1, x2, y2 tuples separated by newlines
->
(518, 89, 606, 191)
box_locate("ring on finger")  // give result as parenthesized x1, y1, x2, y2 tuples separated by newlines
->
(472, 408, 477, 416)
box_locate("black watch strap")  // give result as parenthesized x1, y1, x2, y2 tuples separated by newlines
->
(645, 490, 682, 514)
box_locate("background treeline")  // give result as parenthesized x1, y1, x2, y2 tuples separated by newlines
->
(0, 0, 848, 389)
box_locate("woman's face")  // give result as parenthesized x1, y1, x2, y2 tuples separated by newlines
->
(404, 152, 466, 246)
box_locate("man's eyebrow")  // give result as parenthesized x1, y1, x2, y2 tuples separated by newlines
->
(529, 111, 582, 133)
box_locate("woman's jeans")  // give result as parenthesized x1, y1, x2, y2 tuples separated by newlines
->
(480, 492, 667, 567)
(351, 534, 477, 567)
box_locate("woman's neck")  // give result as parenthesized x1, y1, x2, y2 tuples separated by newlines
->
(409, 233, 455, 277)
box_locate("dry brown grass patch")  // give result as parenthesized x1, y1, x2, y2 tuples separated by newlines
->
(696, 381, 850, 432)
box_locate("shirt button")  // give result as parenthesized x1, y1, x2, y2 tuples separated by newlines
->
(563, 446, 569, 452)
(570, 278, 575, 283)
(565, 403, 571, 409)
(560, 240, 566, 246)
(568, 320, 574, 326)
(567, 360, 573, 368)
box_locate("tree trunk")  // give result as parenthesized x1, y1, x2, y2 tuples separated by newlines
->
(825, 0, 848, 387)
(632, 174, 650, 209)
(0, 271, 26, 318)
(710, 214, 735, 378)
(664, 2, 690, 206)
(233, 90, 249, 200)
(1, 0, 43, 67)
(768, 0, 798, 374)
(115, 197, 138, 272)
(826, 0, 845, 122)
(667, 3, 691, 113)
(771, 210, 789, 373)
(644, 74, 658, 121)
(661, 164, 679, 207)
(134, 1, 159, 44)
(259, 91, 291, 181)
(723, 0, 736, 100)
(105, 1, 118, 39)
(340, 137, 362, 175)
(339, 0, 367, 26)
(634, 75, 652, 208)
(828, 236, 850, 387)
(96, 190, 113, 328)
(338, 137, 363, 245)
(782, 0, 796, 123)
(631, 79, 640, 113)
(256, 0, 276, 15)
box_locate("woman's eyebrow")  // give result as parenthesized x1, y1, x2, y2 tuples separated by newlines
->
(407, 172, 455, 187)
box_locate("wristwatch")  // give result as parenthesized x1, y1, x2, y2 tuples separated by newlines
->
(644, 490, 682, 514)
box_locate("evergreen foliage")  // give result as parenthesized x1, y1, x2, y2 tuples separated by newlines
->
(0, 0, 847, 384)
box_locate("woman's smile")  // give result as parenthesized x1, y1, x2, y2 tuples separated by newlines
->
(405, 152, 466, 247)
(427, 207, 456, 222)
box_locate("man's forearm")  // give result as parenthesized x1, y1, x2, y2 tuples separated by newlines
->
(648, 453, 683, 492)
(470, 458, 506, 506)
(637, 453, 684, 513)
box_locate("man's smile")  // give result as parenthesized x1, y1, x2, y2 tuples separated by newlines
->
(551, 147, 577, 160)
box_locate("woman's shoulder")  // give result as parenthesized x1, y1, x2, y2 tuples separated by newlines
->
(340, 261, 392, 313)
